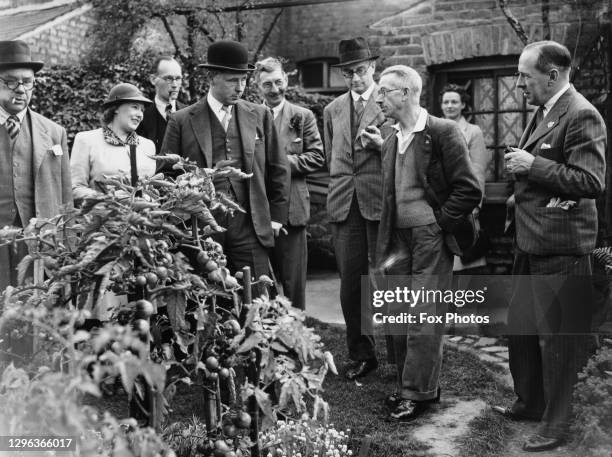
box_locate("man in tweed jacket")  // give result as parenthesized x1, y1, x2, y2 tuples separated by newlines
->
(495, 41, 606, 452)
(323, 37, 388, 380)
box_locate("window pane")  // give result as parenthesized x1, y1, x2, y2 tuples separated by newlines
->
(473, 77, 495, 112)
(498, 112, 523, 147)
(301, 62, 324, 88)
(485, 147, 497, 182)
(498, 75, 521, 110)
(473, 113, 495, 147)
(329, 66, 345, 87)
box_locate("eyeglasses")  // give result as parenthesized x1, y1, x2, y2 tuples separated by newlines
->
(159, 76, 182, 83)
(0, 77, 35, 90)
(341, 64, 371, 78)
(378, 87, 407, 97)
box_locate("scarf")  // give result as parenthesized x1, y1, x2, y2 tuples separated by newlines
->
(103, 126, 139, 146)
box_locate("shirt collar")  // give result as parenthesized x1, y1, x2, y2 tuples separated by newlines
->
(0, 105, 27, 125)
(265, 99, 285, 119)
(155, 95, 175, 118)
(207, 91, 232, 115)
(392, 107, 428, 137)
(351, 83, 375, 102)
(543, 82, 570, 116)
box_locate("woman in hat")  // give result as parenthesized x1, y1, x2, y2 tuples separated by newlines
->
(70, 82, 156, 203)
(70, 83, 156, 320)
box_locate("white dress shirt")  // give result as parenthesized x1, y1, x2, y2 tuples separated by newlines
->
(351, 82, 375, 104)
(543, 82, 571, 118)
(155, 96, 176, 119)
(207, 92, 232, 125)
(393, 108, 428, 154)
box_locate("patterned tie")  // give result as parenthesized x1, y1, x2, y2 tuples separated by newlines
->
(165, 103, 173, 119)
(355, 96, 365, 118)
(529, 106, 545, 137)
(5, 115, 20, 140)
(220, 105, 231, 131)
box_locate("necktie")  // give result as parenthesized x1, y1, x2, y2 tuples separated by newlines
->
(5, 115, 20, 140)
(220, 105, 231, 131)
(355, 96, 365, 118)
(529, 106, 544, 137)
(165, 103, 173, 119)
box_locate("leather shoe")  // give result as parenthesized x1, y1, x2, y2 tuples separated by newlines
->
(345, 359, 377, 380)
(491, 405, 541, 421)
(523, 434, 564, 452)
(389, 399, 430, 422)
(386, 387, 441, 408)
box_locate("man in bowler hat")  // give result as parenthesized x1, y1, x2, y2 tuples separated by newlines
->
(0, 40, 72, 291)
(161, 41, 289, 283)
(323, 37, 389, 380)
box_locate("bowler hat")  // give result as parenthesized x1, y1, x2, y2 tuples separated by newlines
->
(333, 37, 379, 67)
(198, 40, 255, 72)
(102, 83, 152, 108)
(0, 40, 44, 72)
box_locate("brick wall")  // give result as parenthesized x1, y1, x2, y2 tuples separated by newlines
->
(22, 6, 95, 66)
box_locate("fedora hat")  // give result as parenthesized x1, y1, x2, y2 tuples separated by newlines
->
(333, 37, 379, 67)
(0, 40, 44, 72)
(102, 83, 152, 108)
(198, 40, 255, 72)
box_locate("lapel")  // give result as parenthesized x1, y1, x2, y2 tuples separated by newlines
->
(335, 92, 352, 147)
(414, 117, 433, 186)
(520, 88, 572, 151)
(277, 101, 293, 151)
(189, 100, 213, 167)
(383, 134, 398, 197)
(29, 110, 52, 177)
(355, 84, 381, 144)
(235, 101, 256, 173)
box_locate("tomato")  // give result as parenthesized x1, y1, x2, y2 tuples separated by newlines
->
(218, 257, 227, 267)
(233, 411, 251, 429)
(133, 319, 150, 334)
(214, 440, 230, 452)
(205, 356, 219, 371)
(134, 275, 147, 287)
(224, 276, 238, 288)
(196, 251, 210, 265)
(135, 299, 154, 317)
(145, 272, 158, 287)
(224, 319, 241, 336)
(218, 368, 231, 379)
(205, 260, 218, 272)
(156, 266, 169, 280)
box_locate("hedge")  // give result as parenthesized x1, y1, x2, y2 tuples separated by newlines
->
(31, 61, 336, 148)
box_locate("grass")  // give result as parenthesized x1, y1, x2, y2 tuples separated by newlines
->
(84, 317, 516, 456)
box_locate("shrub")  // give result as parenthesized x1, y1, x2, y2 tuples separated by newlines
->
(572, 344, 612, 457)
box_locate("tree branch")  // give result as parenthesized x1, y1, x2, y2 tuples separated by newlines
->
(252, 8, 285, 63)
(542, 0, 550, 40)
(498, 0, 529, 45)
(158, 14, 188, 62)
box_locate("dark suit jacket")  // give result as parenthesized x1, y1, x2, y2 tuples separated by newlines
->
(514, 87, 606, 255)
(323, 85, 389, 223)
(276, 101, 324, 227)
(377, 114, 482, 261)
(160, 97, 289, 248)
(137, 101, 186, 154)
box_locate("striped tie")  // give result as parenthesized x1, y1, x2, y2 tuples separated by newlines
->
(5, 115, 20, 140)
(220, 105, 231, 131)
(165, 103, 172, 119)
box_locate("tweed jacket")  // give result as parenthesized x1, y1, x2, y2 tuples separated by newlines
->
(513, 87, 606, 255)
(377, 114, 482, 261)
(136, 100, 186, 154)
(25, 109, 73, 219)
(161, 97, 289, 248)
(275, 101, 324, 227)
(323, 85, 388, 223)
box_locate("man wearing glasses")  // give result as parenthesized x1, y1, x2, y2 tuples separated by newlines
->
(323, 37, 388, 380)
(375, 65, 480, 421)
(137, 56, 186, 154)
(0, 40, 72, 290)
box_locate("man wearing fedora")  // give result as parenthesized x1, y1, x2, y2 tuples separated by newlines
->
(323, 37, 388, 380)
(0, 40, 72, 291)
(162, 40, 289, 283)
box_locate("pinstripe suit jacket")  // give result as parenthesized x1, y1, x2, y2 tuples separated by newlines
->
(323, 85, 387, 223)
(514, 87, 606, 255)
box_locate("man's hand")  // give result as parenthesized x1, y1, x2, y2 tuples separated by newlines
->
(504, 148, 535, 175)
(271, 221, 286, 237)
(360, 125, 383, 149)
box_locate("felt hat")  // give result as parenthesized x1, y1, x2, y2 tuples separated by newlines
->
(198, 40, 255, 72)
(0, 40, 44, 72)
(102, 83, 152, 108)
(333, 37, 379, 67)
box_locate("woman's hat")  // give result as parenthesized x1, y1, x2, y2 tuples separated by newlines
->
(102, 83, 152, 108)
(198, 40, 255, 72)
(0, 40, 44, 72)
(332, 37, 379, 67)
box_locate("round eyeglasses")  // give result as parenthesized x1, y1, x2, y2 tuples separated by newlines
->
(0, 77, 35, 90)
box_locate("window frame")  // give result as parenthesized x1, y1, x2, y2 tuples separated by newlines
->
(297, 57, 345, 94)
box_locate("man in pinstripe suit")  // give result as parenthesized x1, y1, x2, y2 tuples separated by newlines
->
(494, 41, 606, 452)
(323, 37, 388, 379)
